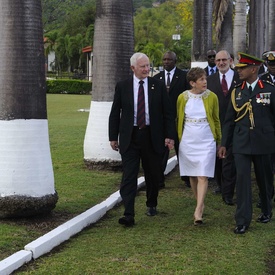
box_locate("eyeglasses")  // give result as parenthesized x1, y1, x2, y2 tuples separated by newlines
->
(215, 58, 230, 62)
(208, 55, 216, 58)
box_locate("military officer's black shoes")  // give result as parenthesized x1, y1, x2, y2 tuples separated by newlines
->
(146, 207, 157, 216)
(118, 215, 135, 227)
(234, 225, 248, 234)
(223, 197, 234, 206)
(257, 213, 272, 223)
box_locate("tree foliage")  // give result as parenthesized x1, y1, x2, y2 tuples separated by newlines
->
(134, 1, 193, 68)
(42, 0, 194, 71)
(43, 0, 96, 73)
(42, 0, 93, 31)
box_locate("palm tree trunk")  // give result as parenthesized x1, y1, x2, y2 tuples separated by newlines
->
(248, 0, 266, 57)
(84, 0, 134, 169)
(192, 0, 213, 62)
(216, 0, 233, 53)
(0, 0, 58, 217)
(233, 0, 247, 63)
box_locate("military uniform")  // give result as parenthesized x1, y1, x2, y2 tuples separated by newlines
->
(221, 52, 275, 232)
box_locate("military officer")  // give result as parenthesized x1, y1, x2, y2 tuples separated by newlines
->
(259, 51, 275, 202)
(218, 52, 275, 234)
(260, 51, 275, 84)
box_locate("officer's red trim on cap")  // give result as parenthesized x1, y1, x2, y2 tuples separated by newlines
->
(235, 52, 263, 67)
(239, 57, 262, 65)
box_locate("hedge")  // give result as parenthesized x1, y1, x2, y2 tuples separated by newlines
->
(46, 79, 92, 94)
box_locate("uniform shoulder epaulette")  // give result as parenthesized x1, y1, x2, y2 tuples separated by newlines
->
(261, 79, 275, 86)
(258, 71, 269, 78)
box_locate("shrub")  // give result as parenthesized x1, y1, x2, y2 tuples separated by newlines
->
(46, 79, 92, 94)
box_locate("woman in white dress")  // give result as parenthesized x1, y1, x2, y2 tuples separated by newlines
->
(177, 67, 221, 225)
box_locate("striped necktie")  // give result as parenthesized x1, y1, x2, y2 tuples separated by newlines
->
(137, 80, 145, 129)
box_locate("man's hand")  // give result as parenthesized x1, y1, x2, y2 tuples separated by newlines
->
(218, 146, 226, 159)
(165, 138, 174, 150)
(110, 141, 119, 151)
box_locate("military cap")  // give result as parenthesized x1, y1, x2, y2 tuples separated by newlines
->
(235, 52, 263, 67)
(262, 51, 275, 64)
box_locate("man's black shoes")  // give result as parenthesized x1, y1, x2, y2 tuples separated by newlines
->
(234, 225, 248, 234)
(223, 197, 234, 206)
(146, 207, 157, 216)
(118, 216, 135, 227)
(257, 213, 272, 223)
(214, 186, 221, 194)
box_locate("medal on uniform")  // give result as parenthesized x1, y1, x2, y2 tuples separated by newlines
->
(263, 94, 267, 104)
(236, 92, 242, 100)
(256, 94, 261, 103)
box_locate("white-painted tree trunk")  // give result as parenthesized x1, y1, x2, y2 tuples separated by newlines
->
(0, 0, 57, 217)
(84, 101, 121, 166)
(0, 120, 54, 196)
(83, 0, 134, 169)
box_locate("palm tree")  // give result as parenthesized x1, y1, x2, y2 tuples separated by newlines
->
(213, 0, 233, 52)
(56, 34, 73, 74)
(248, 0, 266, 57)
(70, 33, 84, 69)
(0, 0, 58, 217)
(142, 42, 164, 75)
(83, 0, 134, 169)
(192, 0, 213, 62)
(233, 0, 247, 62)
(44, 30, 59, 72)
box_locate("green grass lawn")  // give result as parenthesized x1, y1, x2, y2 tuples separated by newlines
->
(1, 94, 275, 274)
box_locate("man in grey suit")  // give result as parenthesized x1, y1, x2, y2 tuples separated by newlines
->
(109, 52, 176, 226)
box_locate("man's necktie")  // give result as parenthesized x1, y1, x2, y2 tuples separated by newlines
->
(137, 80, 145, 129)
(249, 85, 252, 93)
(210, 68, 214, 75)
(166, 72, 171, 93)
(221, 74, 228, 96)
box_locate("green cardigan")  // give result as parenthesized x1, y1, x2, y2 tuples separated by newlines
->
(177, 89, 221, 144)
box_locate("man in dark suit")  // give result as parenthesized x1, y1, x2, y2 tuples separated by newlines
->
(154, 51, 189, 187)
(109, 52, 176, 227)
(207, 50, 241, 204)
(219, 52, 275, 234)
(204, 49, 217, 76)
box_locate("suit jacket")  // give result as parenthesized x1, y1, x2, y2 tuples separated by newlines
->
(154, 67, 189, 119)
(109, 76, 176, 155)
(177, 90, 221, 144)
(207, 69, 241, 127)
(221, 80, 275, 155)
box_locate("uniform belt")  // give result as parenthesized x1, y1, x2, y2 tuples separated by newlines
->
(185, 118, 208, 123)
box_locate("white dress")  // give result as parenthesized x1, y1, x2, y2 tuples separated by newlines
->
(178, 91, 216, 177)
